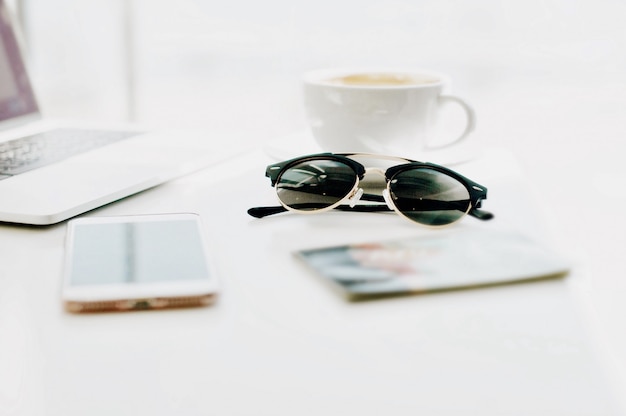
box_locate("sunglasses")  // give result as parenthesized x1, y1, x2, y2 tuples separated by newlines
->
(247, 153, 493, 227)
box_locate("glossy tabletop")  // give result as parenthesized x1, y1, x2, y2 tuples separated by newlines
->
(0, 139, 623, 415)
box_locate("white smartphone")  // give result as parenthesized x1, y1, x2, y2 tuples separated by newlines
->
(62, 213, 218, 313)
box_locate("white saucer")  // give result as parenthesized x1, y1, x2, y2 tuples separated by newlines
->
(263, 130, 481, 167)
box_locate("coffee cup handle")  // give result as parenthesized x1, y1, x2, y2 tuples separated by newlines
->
(427, 95, 476, 150)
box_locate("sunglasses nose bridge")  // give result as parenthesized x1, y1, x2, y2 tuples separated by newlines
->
(364, 167, 387, 178)
(357, 167, 396, 211)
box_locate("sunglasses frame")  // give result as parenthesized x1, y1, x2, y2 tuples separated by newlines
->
(252, 152, 492, 226)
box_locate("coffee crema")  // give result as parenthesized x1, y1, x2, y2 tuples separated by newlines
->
(326, 73, 439, 86)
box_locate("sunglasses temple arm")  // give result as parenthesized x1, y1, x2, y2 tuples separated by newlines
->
(247, 204, 391, 219)
(469, 208, 494, 221)
(249, 204, 494, 220)
(247, 206, 288, 218)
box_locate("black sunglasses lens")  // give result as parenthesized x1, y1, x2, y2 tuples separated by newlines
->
(276, 159, 357, 211)
(389, 168, 471, 226)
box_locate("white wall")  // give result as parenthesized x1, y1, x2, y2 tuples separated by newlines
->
(19, 0, 128, 120)
(17, 0, 626, 149)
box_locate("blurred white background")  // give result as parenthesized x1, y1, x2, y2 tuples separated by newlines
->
(6, 0, 626, 393)
(11, 0, 626, 139)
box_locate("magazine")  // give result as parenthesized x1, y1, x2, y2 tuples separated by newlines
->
(295, 228, 570, 300)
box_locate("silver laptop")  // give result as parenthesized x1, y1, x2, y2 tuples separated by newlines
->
(0, 2, 235, 225)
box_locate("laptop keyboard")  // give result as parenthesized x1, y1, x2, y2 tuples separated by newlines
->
(0, 128, 139, 178)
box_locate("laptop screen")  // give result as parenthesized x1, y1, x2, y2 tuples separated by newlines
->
(0, 0, 38, 123)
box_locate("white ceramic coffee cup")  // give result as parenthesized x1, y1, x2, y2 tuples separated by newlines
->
(302, 68, 476, 155)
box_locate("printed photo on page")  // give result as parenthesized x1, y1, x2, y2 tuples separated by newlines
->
(295, 228, 570, 300)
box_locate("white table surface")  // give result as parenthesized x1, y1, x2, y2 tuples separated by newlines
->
(1, 137, 624, 415)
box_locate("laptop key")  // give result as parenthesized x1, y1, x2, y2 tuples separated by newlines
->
(0, 129, 139, 176)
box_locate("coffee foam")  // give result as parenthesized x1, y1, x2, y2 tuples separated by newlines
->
(326, 73, 439, 86)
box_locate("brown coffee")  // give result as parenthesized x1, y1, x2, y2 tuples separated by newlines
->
(327, 73, 439, 86)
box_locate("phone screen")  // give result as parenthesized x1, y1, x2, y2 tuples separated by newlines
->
(63, 214, 217, 312)
(69, 218, 210, 286)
